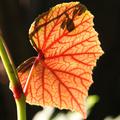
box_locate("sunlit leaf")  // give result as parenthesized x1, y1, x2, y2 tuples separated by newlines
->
(17, 2, 104, 119)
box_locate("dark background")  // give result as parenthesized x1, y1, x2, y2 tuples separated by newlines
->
(0, 0, 120, 120)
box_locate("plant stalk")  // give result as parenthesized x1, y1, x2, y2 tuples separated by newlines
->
(0, 36, 26, 120)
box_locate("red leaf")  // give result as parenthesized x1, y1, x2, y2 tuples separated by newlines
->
(18, 2, 104, 119)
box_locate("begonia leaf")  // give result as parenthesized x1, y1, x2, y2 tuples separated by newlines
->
(17, 2, 104, 118)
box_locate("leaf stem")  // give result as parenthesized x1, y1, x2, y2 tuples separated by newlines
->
(0, 36, 26, 120)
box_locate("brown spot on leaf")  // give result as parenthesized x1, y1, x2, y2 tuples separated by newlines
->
(73, 3, 86, 17)
(66, 18, 75, 32)
(61, 12, 75, 32)
(60, 19, 66, 29)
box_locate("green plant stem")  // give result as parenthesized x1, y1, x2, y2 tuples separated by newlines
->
(0, 36, 26, 120)
(16, 95, 26, 120)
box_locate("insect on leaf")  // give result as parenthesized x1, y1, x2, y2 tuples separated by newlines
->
(17, 2, 104, 119)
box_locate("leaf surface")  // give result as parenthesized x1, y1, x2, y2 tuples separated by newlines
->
(18, 2, 104, 118)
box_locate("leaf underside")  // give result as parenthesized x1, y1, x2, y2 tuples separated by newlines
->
(18, 2, 104, 119)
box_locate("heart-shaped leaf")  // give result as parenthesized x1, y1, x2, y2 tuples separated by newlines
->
(17, 2, 104, 118)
